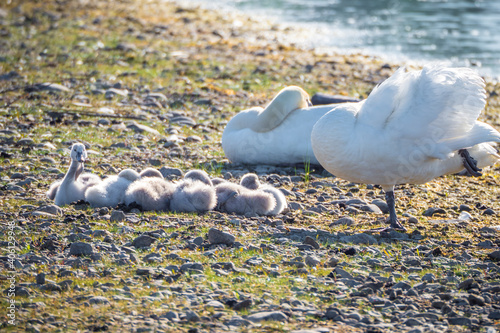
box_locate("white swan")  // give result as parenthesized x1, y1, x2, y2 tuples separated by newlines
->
(311, 66, 500, 230)
(85, 169, 141, 208)
(222, 86, 339, 165)
(124, 177, 175, 211)
(215, 182, 276, 216)
(50, 143, 101, 206)
(240, 173, 287, 215)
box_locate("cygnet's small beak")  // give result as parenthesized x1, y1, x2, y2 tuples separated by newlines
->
(307, 99, 313, 107)
(76, 152, 85, 163)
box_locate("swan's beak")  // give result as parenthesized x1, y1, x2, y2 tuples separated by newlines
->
(76, 152, 85, 163)
(307, 99, 313, 107)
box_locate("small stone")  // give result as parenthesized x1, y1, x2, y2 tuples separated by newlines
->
(458, 211, 472, 221)
(233, 299, 252, 311)
(341, 233, 378, 245)
(246, 311, 288, 323)
(326, 256, 340, 267)
(421, 273, 436, 283)
(110, 210, 126, 222)
(132, 235, 156, 248)
(36, 273, 46, 285)
(447, 317, 471, 326)
(488, 250, 500, 261)
(208, 228, 235, 246)
(69, 242, 94, 256)
(468, 294, 485, 306)
(305, 255, 321, 267)
(303, 236, 320, 249)
(185, 310, 200, 322)
(459, 204, 472, 211)
(206, 300, 225, 309)
(371, 199, 389, 213)
(127, 121, 160, 135)
(88, 296, 110, 305)
(159, 167, 183, 178)
(193, 236, 204, 246)
(488, 311, 500, 320)
(332, 216, 355, 226)
(392, 281, 412, 291)
(36, 82, 71, 92)
(334, 267, 353, 279)
(40, 283, 62, 293)
(36, 205, 63, 216)
(483, 208, 496, 216)
(403, 318, 424, 327)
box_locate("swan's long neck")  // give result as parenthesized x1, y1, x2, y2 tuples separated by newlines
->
(61, 159, 83, 187)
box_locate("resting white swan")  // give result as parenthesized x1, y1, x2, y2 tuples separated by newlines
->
(222, 86, 340, 165)
(49, 143, 101, 206)
(124, 177, 175, 211)
(85, 169, 141, 208)
(311, 66, 500, 231)
(240, 173, 287, 215)
(215, 182, 276, 216)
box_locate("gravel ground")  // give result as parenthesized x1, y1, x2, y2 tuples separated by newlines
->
(1, 0, 500, 332)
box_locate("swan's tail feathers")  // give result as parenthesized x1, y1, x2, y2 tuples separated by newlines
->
(46, 181, 61, 200)
(442, 122, 500, 153)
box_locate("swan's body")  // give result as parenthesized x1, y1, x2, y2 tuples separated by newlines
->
(124, 177, 175, 211)
(240, 173, 287, 215)
(215, 182, 276, 216)
(311, 66, 500, 230)
(222, 86, 338, 165)
(51, 143, 101, 206)
(85, 169, 141, 208)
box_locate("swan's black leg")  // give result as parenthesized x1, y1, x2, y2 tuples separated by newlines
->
(386, 190, 406, 231)
(459, 149, 482, 177)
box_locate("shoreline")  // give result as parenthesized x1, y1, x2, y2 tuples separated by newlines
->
(1, 0, 500, 332)
(178, 0, 500, 81)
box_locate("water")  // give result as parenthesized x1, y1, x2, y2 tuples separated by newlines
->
(184, 0, 500, 78)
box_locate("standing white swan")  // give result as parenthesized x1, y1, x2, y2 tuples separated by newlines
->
(50, 143, 101, 206)
(311, 66, 500, 231)
(222, 86, 340, 165)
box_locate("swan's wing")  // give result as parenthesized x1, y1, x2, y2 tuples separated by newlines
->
(358, 66, 491, 158)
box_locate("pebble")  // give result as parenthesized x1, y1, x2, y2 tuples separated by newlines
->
(69, 242, 94, 256)
(36, 273, 46, 285)
(185, 310, 201, 322)
(88, 296, 110, 305)
(303, 236, 320, 249)
(159, 166, 183, 178)
(305, 254, 320, 267)
(36, 82, 71, 92)
(208, 228, 235, 246)
(341, 233, 378, 245)
(110, 210, 126, 222)
(233, 299, 252, 311)
(132, 235, 156, 248)
(332, 216, 355, 226)
(127, 121, 160, 135)
(246, 311, 288, 323)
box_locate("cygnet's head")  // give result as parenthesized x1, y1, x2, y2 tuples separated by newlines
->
(140, 168, 164, 179)
(118, 169, 141, 182)
(184, 169, 212, 186)
(215, 183, 240, 208)
(70, 143, 87, 163)
(240, 173, 260, 190)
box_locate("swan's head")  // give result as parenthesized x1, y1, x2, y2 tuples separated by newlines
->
(70, 143, 87, 163)
(118, 169, 141, 181)
(270, 86, 312, 110)
(184, 169, 212, 186)
(240, 173, 260, 190)
(140, 168, 164, 179)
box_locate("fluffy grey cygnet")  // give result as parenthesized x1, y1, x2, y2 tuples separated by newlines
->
(48, 143, 101, 206)
(139, 167, 164, 179)
(170, 170, 217, 213)
(124, 177, 175, 211)
(215, 182, 276, 216)
(85, 169, 141, 208)
(240, 173, 287, 215)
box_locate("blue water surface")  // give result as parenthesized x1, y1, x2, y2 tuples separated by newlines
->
(186, 0, 500, 78)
